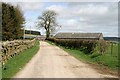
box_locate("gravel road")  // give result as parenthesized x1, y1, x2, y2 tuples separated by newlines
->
(13, 41, 117, 78)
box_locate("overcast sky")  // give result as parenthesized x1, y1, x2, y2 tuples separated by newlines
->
(7, 2, 118, 37)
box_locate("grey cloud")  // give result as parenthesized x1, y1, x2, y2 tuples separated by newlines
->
(46, 2, 118, 37)
(10, 2, 44, 12)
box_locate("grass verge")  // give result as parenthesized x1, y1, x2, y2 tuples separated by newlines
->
(2, 40, 40, 78)
(45, 40, 119, 70)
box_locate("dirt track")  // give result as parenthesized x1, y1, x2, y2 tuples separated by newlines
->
(13, 41, 117, 78)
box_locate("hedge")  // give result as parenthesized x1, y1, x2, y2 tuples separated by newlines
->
(46, 38, 108, 54)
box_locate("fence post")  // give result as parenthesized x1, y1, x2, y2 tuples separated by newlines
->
(98, 43, 99, 53)
(111, 42, 113, 56)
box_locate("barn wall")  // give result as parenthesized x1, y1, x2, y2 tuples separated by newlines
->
(99, 34, 104, 40)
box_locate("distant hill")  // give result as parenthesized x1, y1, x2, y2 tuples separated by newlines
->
(104, 37, 119, 41)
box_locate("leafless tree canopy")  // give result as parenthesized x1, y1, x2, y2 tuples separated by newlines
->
(37, 10, 60, 39)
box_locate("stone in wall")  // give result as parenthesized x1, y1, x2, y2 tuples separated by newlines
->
(0, 39, 36, 64)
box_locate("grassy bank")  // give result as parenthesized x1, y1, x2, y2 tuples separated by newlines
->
(46, 40, 119, 70)
(2, 40, 40, 78)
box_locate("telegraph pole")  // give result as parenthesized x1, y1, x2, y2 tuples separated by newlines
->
(24, 24, 25, 40)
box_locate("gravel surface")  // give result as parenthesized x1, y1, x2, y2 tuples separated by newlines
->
(13, 41, 117, 78)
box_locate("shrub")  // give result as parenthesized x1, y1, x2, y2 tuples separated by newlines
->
(46, 38, 55, 42)
(97, 40, 109, 55)
(47, 38, 108, 55)
(54, 39, 98, 53)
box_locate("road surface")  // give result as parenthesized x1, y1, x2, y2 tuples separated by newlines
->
(13, 41, 117, 78)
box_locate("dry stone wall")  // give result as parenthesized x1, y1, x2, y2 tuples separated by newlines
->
(0, 39, 36, 64)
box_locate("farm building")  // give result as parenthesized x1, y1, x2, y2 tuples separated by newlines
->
(55, 33, 104, 40)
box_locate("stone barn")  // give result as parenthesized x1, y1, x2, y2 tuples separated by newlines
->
(55, 33, 104, 40)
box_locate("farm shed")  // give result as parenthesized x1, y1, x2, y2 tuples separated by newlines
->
(55, 33, 104, 40)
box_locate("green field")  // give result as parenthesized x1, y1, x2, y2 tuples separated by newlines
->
(46, 40, 119, 70)
(2, 40, 39, 78)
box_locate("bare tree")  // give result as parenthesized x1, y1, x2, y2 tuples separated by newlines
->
(37, 10, 60, 39)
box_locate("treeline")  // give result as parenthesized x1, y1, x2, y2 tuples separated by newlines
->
(2, 2, 25, 41)
(25, 30, 41, 35)
(104, 37, 118, 41)
(47, 38, 108, 55)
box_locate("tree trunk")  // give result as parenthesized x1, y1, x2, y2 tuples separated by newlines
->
(46, 29, 50, 39)
(102, 51, 103, 56)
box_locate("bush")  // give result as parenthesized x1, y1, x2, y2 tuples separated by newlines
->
(97, 40, 109, 55)
(47, 38, 108, 55)
(51, 39, 98, 53)
(46, 38, 55, 42)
